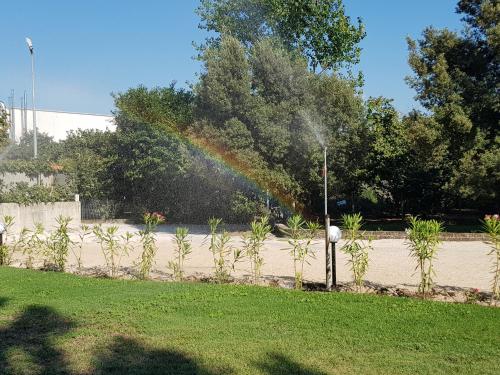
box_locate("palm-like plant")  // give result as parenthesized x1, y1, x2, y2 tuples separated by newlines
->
(242, 216, 271, 284)
(406, 216, 443, 297)
(340, 213, 372, 290)
(286, 214, 319, 290)
(208, 218, 242, 283)
(169, 227, 192, 281)
(0, 216, 14, 265)
(482, 214, 500, 303)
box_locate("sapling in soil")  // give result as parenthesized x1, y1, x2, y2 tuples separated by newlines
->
(45, 216, 73, 272)
(242, 216, 271, 284)
(208, 217, 242, 283)
(137, 212, 165, 279)
(19, 223, 45, 269)
(286, 214, 319, 290)
(0, 216, 14, 265)
(72, 224, 92, 273)
(340, 213, 372, 290)
(406, 216, 443, 297)
(169, 227, 192, 281)
(482, 214, 500, 303)
(93, 224, 130, 278)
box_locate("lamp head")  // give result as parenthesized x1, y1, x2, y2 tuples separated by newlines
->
(25, 37, 33, 53)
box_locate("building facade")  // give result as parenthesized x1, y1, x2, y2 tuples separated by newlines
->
(4, 107, 115, 142)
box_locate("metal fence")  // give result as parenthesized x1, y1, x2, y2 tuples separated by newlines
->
(81, 199, 120, 221)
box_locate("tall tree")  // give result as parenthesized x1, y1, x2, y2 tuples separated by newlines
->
(406, 0, 499, 208)
(194, 34, 367, 215)
(197, 0, 365, 72)
(0, 108, 10, 150)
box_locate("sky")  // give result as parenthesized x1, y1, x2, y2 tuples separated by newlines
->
(0, 0, 463, 115)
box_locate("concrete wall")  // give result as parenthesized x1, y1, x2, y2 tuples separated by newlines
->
(0, 202, 81, 232)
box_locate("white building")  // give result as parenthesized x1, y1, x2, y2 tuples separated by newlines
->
(3, 107, 115, 142)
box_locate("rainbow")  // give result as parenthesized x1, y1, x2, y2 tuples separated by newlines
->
(136, 116, 303, 214)
(178, 130, 302, 214)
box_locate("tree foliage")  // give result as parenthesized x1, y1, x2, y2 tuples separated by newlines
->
(405, 0, 499, 207)
(197, 0, 365, 72)
(194, 34, 367, 214)
(0, 107, 9, 150)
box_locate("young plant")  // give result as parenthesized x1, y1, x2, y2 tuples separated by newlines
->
(19, 223, 45, 269)
(137, 212, 165, 279)
(208, 217, 242, 283)
(482, 214, 500, 303)
(242, 216, 271, 284)
(0, 215, 15, 266)
(168, 227, 192, 281)
(340, 213, 372, 290)
(406, 216, 443, 297)
(72, 224, 92, 273)
(45, 216, 73, 272)
(93, 224, 127, 277)
(286, 214, 319, 290)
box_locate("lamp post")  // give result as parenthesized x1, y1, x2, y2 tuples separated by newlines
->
(324, 146, 334, 290)
(26, 37, 39, 184)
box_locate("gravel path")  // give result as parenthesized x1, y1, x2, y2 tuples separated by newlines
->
(7, 224, 493, 291)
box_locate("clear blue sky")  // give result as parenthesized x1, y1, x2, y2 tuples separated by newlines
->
(0, 0, 462, 115)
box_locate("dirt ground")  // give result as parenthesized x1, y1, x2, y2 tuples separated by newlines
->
(7, 223, 493, 292)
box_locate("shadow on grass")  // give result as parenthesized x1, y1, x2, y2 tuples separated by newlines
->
(257, 352, 328, 375)
(0, 302, 322, 375)
(91, 335, 231, 375)
(0, 297, 9, 309)
(0, 305, 75, 375)
(0, 302, 231, 375)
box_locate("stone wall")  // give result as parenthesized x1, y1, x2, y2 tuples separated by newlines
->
(363, 231, 488, 241)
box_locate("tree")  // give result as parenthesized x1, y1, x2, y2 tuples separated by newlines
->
(58, 130, 115, 200)
(406, 0, 499, 209)
(197, 0, 365, 72)
(0, 107, 8, 150)
(3, 131, 58, 161)
(194, 34, 367, 216)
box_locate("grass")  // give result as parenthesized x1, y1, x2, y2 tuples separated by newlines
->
(0, 267, 499, 374)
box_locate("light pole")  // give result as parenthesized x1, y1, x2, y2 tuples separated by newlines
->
(324, 146, 333, 290)
(26, 37, 39, 184)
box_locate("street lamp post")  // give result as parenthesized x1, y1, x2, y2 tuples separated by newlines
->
(26, 37, 39, 184)
(324, 147, 334, 290)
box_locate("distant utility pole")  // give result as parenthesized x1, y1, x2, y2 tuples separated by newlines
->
(26, 37, 40, 184)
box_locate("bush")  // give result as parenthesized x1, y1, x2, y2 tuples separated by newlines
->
(286, 215, 320, 290)
(0, 216, 15, 265)
(242, 216, 271, 284)
(45, 216, 73, 272)
(482, 214, 500, 303)
(208, 218, 242, 283)
(17, 224, 45, 269)
(72, 224, 92, 272)
(0, 182, 73, 205)
(406, 216, 443, 297)
(94, 225, 134, 278)
(340, 213, 372, 290)
(168, 227, 192, 281)
(137, 212, 165, 279)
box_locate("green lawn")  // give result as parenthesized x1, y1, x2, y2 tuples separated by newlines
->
(0, 267, 499, 375)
